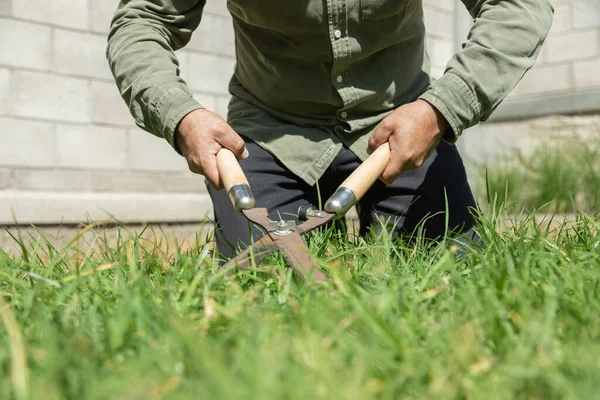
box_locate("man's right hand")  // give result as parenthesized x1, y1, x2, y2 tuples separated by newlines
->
(176, 108, 249, 189)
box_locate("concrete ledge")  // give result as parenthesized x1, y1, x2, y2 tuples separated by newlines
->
(489, 88, 600, 122)
(0, 191, 214, 225)
(1, 223, 213, 254)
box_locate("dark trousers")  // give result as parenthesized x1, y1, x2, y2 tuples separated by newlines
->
(207, 138, 478, 259)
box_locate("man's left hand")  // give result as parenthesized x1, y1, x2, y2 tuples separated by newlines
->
(368, 99, 450, 184)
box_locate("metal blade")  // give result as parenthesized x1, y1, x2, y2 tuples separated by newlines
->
(224, 207, 330, 282)
(273, 232, 327, 282)
(221, 236, 276, 271)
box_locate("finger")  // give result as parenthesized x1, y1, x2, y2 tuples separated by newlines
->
(368, 124, 392, 154)
(380, 138, 407, 184)
(217, 126, 248, 160)
(381, 155, 404, 184)
(202, 156, 221, 189)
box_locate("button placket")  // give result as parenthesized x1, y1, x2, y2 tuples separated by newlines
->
(328, 0, 357, 123)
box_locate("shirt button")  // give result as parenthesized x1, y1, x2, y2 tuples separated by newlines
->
(340, 111, 348, 119)
(334, 29, 342, 39)
(336, 75, 343, 83)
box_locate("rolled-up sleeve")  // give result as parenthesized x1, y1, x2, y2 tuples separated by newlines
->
(106, 0, 206, 150)
(420, 0, 554, 143)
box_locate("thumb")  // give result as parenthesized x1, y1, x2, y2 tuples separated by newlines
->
(368, 124, 392, 154)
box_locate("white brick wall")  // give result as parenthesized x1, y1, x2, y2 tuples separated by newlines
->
(53, 29, 113, 80)
(14, 169, 92, 191)
(187, 13, 235, 57)
(0, 18, 51, 70)
(13, 0, 88, 30)
(0, 169, 12, 189)
(187, 52, 236, 94)
(0, 0, 10, 15)
(511, 64, 572, 97)
(90, 81, 134, 126)
(573, 0, 600, 30)
(0, 117, 57, 167)
(0, 67, 9, 114)
(12, 71, 92, 123)
(545, 30, 599, 63)
(508, 0, 600, 99)
(0, 191, 213, 224)
(56, 125, 128, 169)
(127, 129, 188, 172)
(1, 0, 599, 225)
(89, 0, 118, 34)
(573, 59, 600, 88)
(423, 1, 457, 78)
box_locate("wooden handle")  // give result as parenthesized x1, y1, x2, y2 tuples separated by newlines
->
(340, 143, 390, 201)
(216, 148, 255, 212)
(341, 143, 390, 201)
(216, 148, 248, 192)
(324, 143, 390, 218)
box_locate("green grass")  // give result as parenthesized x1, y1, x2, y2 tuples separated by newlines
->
(480, 141, 600, 214)
(1, 208, 600, 399)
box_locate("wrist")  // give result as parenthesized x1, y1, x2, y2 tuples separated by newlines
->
(416, 99, 450, 137)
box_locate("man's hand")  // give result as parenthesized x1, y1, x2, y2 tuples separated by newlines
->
(368, 100, 449, 184)
(176, 108, 249, 189)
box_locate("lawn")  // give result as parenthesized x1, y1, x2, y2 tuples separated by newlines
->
(1, 207, 600, 399)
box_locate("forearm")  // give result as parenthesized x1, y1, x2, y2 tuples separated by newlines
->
(420, 0, 554, 143)
(106, 0, 205, 149)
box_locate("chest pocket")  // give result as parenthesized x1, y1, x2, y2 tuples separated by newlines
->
(361, 0, 421, 20)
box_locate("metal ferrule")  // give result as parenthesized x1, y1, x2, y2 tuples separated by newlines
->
(228, 183, 256, 213)
(324, 187, 356, 219)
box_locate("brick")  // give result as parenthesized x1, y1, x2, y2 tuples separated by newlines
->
(203, 0, 229, 17)
(176, 50, 193, 87)
(0, 68, 9, 115)
(188, 94, 229, 118)
(53, 29, 113, 80)
(511, 64, 571, 97)
(423, 7, 454, 41)
(193, 92, 218, 111)
(0, 117, 57, 167)
(427, 36, 454, 68)
(0, 18, 51, 70)
(423, 0, 455, 13)
(0, 191, 214, 224)
(545, 30, 599, 63)
(0, 168, 13, 189)
(430, 65, 446, 80)
(127, 128, 188, 172)
(56, 125, 128, 170)
(187, 53, 235, 94)
(187, 14, 235, 57)
(90, 0, 118, 33)
(573, 0, 600, 30)
(0, 0, 10, 15)
(14, 169, 91, 191)
(13, 0, 88, 30)
(91, 170, 166, 193)
(12, 71, 92, 123)
(573, 59, 600, 89)
(91, 81, 134, 126)
(549, 3, 571, 34)
(215, 96, 230, 119)
(162, 172, 207, 193)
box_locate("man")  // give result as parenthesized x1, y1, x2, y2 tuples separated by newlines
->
(107, 0, 553, 258)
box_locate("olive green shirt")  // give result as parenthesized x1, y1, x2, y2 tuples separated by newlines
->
(107, 0, 553, 185)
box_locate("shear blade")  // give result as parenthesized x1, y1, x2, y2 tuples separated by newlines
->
(273, 232, 327, 282)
